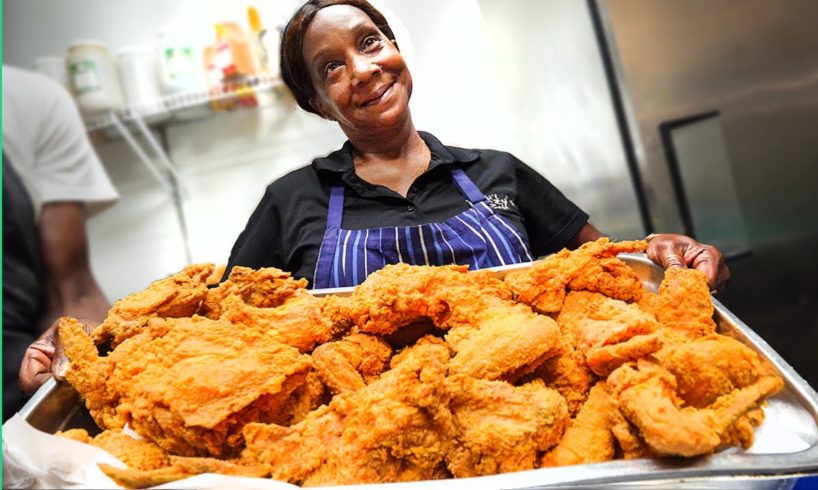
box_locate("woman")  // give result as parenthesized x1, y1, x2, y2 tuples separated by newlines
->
(18, 0, 728, 397)
(224, 0, 729, 290)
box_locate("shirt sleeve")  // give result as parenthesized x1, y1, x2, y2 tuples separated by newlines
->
(33, 77, 118, 208)
(513, 156, 589, 257)
(224, 186, 285, 278)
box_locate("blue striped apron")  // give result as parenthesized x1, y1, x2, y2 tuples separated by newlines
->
(312, 168, 533, 289)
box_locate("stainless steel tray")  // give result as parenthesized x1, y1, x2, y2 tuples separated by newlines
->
(17, 255, 818, 488)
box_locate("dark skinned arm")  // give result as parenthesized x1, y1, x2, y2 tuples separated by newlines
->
(19, 202, 110, 395)
(566, 222, 730, 292)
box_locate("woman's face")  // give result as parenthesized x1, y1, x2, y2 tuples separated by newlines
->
(303, 5, 412, 135)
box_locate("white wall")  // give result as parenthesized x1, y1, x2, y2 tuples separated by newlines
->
(4, 0, 642, 301)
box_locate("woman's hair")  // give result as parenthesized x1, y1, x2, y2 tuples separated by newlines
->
(280, 0, 397, 115)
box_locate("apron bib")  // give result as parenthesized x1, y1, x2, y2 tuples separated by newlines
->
(313, 168, 532, 289)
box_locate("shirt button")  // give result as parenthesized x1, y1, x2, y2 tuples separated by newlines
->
(407, 205, 416, 212)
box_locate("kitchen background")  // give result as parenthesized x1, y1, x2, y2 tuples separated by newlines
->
(3, 0, 817, 387)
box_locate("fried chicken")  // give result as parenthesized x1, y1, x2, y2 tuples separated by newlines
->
(91, 263, 214, 347)
(200, 266, 309, 319)
(607, 359, 783, 457)
(241, 339, 455, 486)
(218, 292, 341, 353)
(446, 375, 568, 477)
(60, 315, 312, 457)
(559, 291, 662, 376)
(330, 263, 560, 380)
(312, 333, 393, 395)
(653, 267, 717, 338)
(54, 238, 784, 487)
(59, 428, 171, 471)
(541, 382, 617, 467)
(504, 238, 647, 314)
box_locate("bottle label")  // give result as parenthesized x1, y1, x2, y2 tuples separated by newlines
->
(165, 47, 196, 80)
(69, 60, 101, 94)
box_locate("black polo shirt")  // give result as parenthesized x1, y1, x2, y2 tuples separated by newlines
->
(225, 131, 588, 285)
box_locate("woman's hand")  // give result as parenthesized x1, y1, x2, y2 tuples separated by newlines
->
(646, 234, 731, 292)
(18, 318, 98, 396)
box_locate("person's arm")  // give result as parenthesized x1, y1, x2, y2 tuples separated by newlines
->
(38, 202, 110, 327)
(565, 222, 605, 249)
(19, 202, 110, 395)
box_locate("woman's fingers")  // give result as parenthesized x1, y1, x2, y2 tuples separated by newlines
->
(689, 244, 730, 292)
(19, 336, 57, 396)
(647, 235, 688, 269)
(646, 234, 731, 292)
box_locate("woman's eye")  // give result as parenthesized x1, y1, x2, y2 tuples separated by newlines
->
(362, 35, 381, 51)
(324, 62, 341, 77)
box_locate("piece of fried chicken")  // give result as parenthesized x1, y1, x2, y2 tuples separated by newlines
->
(541, 382, 617, 467)
(559, 291, 662, 376)
(91, 264, 214, 347)
(199, 266, 309, 319)
(218, 292, 342, 353)
(446, 375, 569, 477)
(505, 238, 647, 314)
(312, 333, 393, 395)
(60, 315, 312, 458)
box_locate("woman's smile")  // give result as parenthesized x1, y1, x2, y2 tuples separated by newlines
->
(361, 82, 394, 107)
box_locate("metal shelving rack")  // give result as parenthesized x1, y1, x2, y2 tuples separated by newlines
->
(84, 75, 287, 263)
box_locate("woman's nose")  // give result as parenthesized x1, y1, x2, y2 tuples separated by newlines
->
(351, 55, 380, 85)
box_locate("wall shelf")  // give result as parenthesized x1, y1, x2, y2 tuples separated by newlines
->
(83, 74, 287, 132)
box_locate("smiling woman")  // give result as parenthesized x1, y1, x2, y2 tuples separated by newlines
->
(218, 0, 729, 292)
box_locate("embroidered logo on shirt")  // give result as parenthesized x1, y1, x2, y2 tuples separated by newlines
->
(486, 193, 516, 211)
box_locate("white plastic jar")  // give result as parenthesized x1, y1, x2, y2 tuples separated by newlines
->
(66, 40, 123, 114)
(117, 46, 165, 118)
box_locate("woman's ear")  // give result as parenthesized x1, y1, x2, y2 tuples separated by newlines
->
(309, 96, 334, 121)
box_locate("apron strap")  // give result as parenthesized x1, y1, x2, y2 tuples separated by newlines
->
(451, 167, 486, 203)
(313, 184, 345, 287)
(326, 184, 345, 228)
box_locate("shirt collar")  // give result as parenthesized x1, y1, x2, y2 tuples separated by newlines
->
(312, 131, 480, 176)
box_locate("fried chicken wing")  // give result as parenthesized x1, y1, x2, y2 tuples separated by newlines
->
(559, 291, 662, 376)
(656, 334, 764, 408)
(607, 360, 783, 457)
(91, 264, 214, 347)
